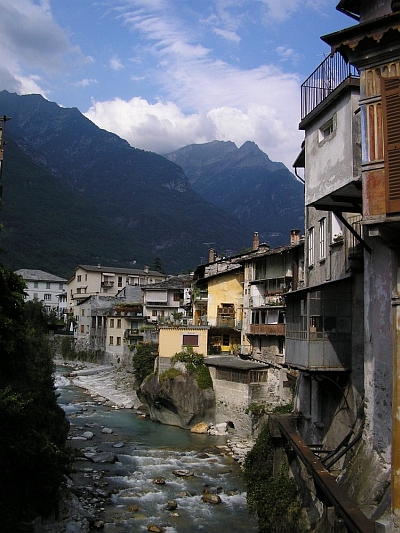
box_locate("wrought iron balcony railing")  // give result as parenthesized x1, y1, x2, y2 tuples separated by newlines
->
(301, 54, 359, 120)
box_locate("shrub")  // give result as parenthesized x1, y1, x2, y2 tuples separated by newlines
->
(243, 426, 301, 532)
(132, 342, 159, 385)
(160, 368, 182, 382)
(171, 347, 213, 389)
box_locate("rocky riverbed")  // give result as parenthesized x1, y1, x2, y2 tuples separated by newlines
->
(40, 361, 256, 533)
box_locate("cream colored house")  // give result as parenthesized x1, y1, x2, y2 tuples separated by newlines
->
(68, 264, 166, 317)
(157, 326, 209, 373)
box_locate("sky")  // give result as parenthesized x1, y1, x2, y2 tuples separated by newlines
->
(0, 0, 354, 169)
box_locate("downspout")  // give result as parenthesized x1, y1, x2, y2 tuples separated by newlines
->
(392, 291, 400, 519)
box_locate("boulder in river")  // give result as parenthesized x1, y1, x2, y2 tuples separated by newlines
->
(191, 422, 209, 434)
(86, 452, 118, 463)
(201, 492, 222, 504)
(152, 476, 166, 485)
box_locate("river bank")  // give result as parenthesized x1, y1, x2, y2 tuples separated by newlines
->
(40, 361, 256, 532)
(59, 359, 255, 464)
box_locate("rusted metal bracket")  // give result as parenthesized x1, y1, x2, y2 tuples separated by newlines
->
(277, 417, 375, 533)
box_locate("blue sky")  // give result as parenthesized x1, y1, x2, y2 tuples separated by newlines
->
(0, 0, 354, 168)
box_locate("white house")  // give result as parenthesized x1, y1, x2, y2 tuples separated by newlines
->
(15, 269, 67, 317)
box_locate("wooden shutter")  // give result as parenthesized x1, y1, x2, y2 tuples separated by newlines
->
(382, 77, 400, 213)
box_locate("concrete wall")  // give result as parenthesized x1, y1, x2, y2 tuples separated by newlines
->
(208, 365, 253, 435)
(304, 87, 361, 207)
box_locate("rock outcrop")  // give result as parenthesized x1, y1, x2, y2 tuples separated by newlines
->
(137, 372, 215, 429)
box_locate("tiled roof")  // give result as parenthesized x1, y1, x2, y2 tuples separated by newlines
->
(76, 265, 165, 276)
(15, 269, 67, 282)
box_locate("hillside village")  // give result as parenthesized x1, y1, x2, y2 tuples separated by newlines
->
(6, 0, 400, 531)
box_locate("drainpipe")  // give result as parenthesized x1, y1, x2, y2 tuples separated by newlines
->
(392, 291, 400, 520)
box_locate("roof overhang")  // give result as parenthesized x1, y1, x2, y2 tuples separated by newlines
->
(308, 180, 362, 214)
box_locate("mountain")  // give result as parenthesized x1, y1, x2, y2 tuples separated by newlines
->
(0, 91, 252, 277)
(165, 140, 304, 248)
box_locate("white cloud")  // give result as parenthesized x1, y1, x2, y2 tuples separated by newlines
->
(84, 58, 303, 168)
(110, 56, 125, 70)
(213, 28, 241, 43)
(0, 0, 80, 96)
(75, 78, 98, 87)
(276, 46, 303, 64)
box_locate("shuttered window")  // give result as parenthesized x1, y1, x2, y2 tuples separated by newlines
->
(382, 77, 400, 213)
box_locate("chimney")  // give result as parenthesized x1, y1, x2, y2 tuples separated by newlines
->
(208, 248, 215, 263)
(252, 232, 259, 250)
(144, 266, 149, 274)
(290, 229, 301, 245)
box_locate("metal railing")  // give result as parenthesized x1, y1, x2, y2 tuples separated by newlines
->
(301, 54, 359, 120)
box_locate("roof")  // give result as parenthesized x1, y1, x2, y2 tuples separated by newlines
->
(141, 275, 193, 290)
(76, 264, 165, 277)
(15, 269, 67, 282)
(204, 355, 268, 371)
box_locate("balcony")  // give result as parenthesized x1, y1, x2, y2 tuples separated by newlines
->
(124, 329, 143, 338)
(301, 54, 358, 120)
(101, 280, 114, 288)
(250, 324, 285, 336)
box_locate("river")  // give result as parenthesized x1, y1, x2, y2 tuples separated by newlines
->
(55, 366, 258, 532)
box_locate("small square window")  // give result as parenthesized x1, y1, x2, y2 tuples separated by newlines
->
(182, 334, 199, 347)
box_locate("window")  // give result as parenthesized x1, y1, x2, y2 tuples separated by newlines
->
(44, 294, 51, 300)
(85, 274, 87, 281)
(109, 336, 114, 345)
(331, 213, 343, 243)
(80, 325, 84, 333)
(77, 275, 81, 282)
(319, 218, 326, 260)
(319, 116, 335, 144)
(117, 318, 121, 328)
(173, 293, 180, 301)
(33, 293, 38, 298)
(222, 334, 230, 346)
(116, 337, 121, 346)
(308, 227, 314, 267)
(110, 318, 114, 328)
(34, 281, 38, 288)
(81, 309, 85, 317)
(46, 282, 51, 289)
(59, 283, 64, 290)
(118, 276, 123, 288)
(182, 334, 199, 346)
(77, 288, 81, 294)
(152, 310, 157, 316)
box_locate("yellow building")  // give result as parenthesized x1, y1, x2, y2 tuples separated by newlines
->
(158, 326, 209, 373)
(193, 261, 243, 354)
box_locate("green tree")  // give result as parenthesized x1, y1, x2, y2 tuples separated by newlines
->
(132, 342, 159, 384)
(152, 256, 164, 273)
(0, 267, 72, 531)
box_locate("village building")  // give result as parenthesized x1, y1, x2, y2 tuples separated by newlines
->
(15, 268, 67, 317)
(141, 274, 192, 326)
(278, 0, 400, 529)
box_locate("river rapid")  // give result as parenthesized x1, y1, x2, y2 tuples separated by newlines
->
(55, 366, 258, 533)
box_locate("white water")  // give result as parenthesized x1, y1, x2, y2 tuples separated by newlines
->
(55, 368, 258, 532)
